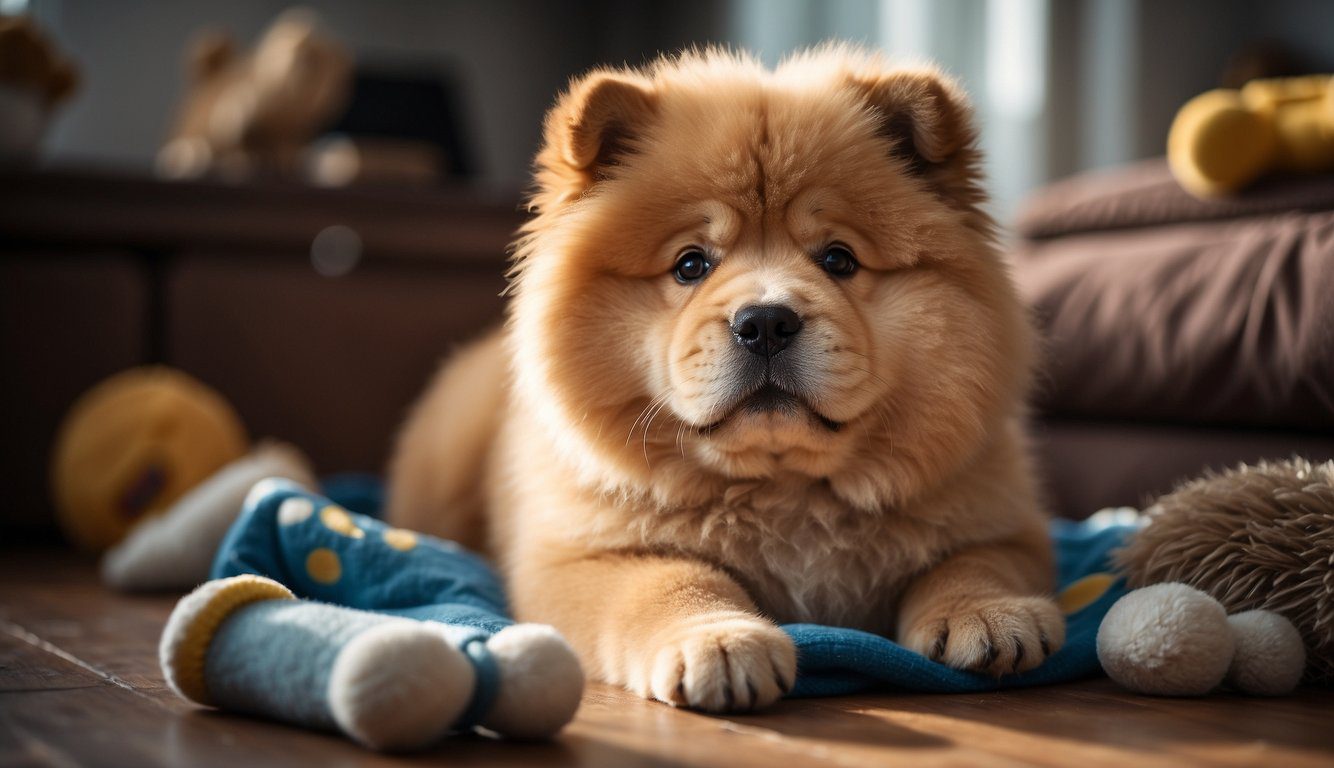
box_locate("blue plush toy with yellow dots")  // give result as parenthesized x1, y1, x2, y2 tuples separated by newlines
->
(158, 479, 584, 751)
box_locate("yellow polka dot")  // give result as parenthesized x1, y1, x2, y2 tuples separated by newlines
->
(320, 505, 364, 538)
(277, 498, 314, 526)
(306, 548, 342, 584)
(383, 528, 418, 551)
(1059, 572, 1117, 615)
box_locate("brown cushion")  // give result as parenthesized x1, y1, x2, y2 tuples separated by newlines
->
(1017, 158, 1334, 239)
(1015, 161, 1334, 430)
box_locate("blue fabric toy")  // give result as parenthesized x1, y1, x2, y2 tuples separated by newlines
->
(158, 480, 584, 751)
(160, 478, 1134, 750)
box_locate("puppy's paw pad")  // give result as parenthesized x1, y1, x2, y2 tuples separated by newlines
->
(637, 614, 795, 713)
(904, 596, 1064, 676)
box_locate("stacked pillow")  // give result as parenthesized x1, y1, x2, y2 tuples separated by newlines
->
(1011, 159, 1334, 515)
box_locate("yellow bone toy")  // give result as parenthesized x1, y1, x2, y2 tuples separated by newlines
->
(1168, 74, 1334, 198)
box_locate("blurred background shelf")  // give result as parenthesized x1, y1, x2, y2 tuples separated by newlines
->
(0, 166, 519, 541)
(0, 166, 522, 261)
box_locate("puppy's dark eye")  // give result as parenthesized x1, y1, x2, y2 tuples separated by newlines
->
(820, 244, 858, 277)
(673, 249, 712, 283)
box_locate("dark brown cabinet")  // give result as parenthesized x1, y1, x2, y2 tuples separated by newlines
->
(0, 167, 520, 538)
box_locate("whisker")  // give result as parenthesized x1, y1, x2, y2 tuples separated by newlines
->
(625, 401, 653, 447)
(626, 390, 671, 447)
(641, 395, 674, 467)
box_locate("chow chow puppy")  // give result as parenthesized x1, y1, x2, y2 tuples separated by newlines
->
(388, 46, 1063, 713)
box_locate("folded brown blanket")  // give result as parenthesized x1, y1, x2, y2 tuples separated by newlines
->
(1014, 159, 1334, 431)
(1017, 158, 1334, 239)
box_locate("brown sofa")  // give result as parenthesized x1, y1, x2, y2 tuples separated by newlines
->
(1017, 159, 1334, 518)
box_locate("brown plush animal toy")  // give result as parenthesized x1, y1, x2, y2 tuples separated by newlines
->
(156, 8, 351, 181)
(0, 15, 79, 159)
(1113, 458, 1334, 684)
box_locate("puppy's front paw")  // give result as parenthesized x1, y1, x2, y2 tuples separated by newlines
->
(630, 613, 796, 713)
(902, 596, 1065, 676)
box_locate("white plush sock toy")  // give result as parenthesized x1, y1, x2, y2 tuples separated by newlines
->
(102, 442, 315, 590)
(160, 575, 584, 751)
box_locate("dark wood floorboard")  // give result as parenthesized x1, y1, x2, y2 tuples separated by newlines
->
(2, 549, 1332, 767)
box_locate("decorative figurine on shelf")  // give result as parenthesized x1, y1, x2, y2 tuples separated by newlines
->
(0, 15, 79, 161)
(155, 7, 352, 181)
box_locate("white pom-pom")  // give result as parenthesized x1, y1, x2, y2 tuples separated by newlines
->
(1226, 610, 1305, 696)
(482, 623, 584, 739)
(329, 622, 475, 751)
(1097, 583, 1234, 696)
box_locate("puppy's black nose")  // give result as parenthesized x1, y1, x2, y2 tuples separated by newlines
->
(732, 304, 802, 357)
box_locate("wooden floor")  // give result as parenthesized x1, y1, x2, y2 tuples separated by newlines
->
(2, 549, 1333, 768)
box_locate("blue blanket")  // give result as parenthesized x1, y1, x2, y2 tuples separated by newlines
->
(786, 519, 1131, 696)
(213, 481, 1133, 697)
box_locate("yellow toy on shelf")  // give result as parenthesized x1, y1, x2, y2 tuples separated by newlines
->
(1168, 74, 1334, 198)
(51, 367, 248, 551)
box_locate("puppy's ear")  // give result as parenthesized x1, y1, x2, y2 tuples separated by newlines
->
(845, 68, 984, 208)
(534, 70, 656, 204)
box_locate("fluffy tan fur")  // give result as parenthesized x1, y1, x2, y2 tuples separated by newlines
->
(1115, 458, 1334, 684)
(388, 46, 1062, 712)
